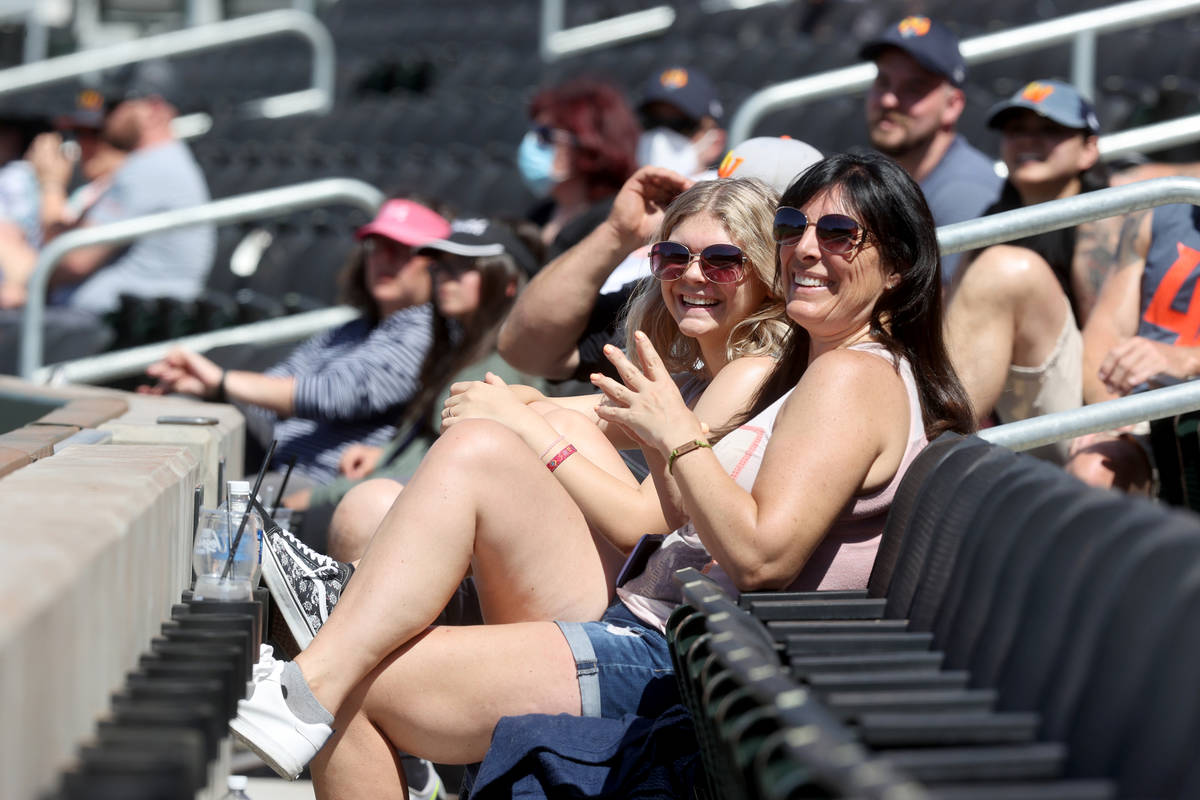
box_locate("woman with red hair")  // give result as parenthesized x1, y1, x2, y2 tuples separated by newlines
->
(518, 78, 640, 256)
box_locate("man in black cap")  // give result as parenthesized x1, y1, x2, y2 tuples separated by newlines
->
(861, 16, 1001, 283)
(635, 66, 727, 180)
(43, 58, 214, 316)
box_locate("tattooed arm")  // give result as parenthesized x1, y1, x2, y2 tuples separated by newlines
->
(1072, 208, 1150, 326)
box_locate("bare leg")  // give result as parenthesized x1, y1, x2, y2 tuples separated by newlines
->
(295, 419, 612, 714)
(311, 621, 581, 797)
(945, 245, 1072, 422)
(327, 479, 404, 562)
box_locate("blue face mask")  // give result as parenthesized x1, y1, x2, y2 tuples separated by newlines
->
(517, 131, 559, 198)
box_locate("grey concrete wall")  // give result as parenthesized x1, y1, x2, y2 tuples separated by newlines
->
(0, 378, 247, 800)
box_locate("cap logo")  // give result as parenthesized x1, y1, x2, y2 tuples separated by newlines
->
(659, 69, 689, 90)
(386, 205, 409, 222)
(452, 218, 489, 236)
(1020, 82, 1055, 104)
(717, 151, 744, 179)
(77, 89, 103, 111)
(897, 16, 932, 37)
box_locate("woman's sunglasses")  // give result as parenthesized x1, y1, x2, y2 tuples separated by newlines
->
(430, 255, 476, 277)
(531, 124, 576, 148)
(649, 241, 746, 284)
(773, 207, 867, 256)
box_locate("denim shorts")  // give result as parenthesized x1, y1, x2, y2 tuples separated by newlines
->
(555, 601, 678, 719)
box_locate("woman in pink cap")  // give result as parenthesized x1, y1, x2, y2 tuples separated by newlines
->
(142, 197, 451, 492)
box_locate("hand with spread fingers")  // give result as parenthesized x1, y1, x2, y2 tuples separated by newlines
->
(591, 332, 706, 456)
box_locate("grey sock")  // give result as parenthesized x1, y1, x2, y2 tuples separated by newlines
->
(280, 661, 334, 726)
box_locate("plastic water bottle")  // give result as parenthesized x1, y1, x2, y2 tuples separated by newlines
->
(222, 774, 252, 799)
(226, 481, 263, 589)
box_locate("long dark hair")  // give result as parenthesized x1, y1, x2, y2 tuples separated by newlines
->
(756, 150, 975, 438)
(398, 223, 538, 434)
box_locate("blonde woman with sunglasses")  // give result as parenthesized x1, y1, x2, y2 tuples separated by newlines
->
(232, 177, 793, 781)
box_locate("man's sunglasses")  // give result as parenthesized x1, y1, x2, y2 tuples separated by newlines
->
(648, 241, 746, 284)
(638, 112, 699, 137)
(773, 207, 867, 256)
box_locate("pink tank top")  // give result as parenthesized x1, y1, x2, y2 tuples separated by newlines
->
(618, 342, 929, 631)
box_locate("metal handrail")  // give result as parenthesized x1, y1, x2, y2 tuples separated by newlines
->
(20, 177, 385, 380)
(36, 305, 361, 386)
(940, 175, 1200, 452)
(0, 10, 335, 125)
(980, 381, 1200, 452)
(540, 0, 675, 61)
(728, 0, 1200, 146)
(937, 175, 1200, 255)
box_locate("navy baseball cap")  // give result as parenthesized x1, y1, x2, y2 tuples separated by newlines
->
(860, 16, 967, 88)
(100, 59, 180, 108)
(986, 80, 1100, 134)
(638, 66, 723, 124)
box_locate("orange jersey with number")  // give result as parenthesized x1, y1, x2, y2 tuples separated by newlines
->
(1140, 204, 1200, 346)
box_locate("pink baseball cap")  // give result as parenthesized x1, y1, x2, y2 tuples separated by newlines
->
(355, 199, 451, 246)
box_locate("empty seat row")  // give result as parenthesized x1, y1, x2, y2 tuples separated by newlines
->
(671, 433, 1200, 798)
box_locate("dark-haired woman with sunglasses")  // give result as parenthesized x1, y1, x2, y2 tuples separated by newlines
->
(232, 178, 797, 789)
(591, 151, 974, 612)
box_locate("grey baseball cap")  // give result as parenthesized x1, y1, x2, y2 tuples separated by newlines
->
(987, 79, 1100, 133)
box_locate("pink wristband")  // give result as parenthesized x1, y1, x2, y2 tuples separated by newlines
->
(546, 444, 577, 472)
(538, 434, 566, 462)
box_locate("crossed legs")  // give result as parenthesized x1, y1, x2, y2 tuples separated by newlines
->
(293, 418, 618, 723)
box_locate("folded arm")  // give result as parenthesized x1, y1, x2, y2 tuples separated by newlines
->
(497, 166, 693, 379)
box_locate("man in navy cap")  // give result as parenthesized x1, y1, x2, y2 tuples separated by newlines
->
(634, 66, 727, 180)
(861, 16, 1001, 283)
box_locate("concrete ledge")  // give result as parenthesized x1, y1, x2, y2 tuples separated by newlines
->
(35, 396, 129, 428)
(0, 445, 30, 477)
(0, 444, 202, 800)
(0, 376, 247, 799)
(0, 424, 79, 459)
(0, 376, 244, 500)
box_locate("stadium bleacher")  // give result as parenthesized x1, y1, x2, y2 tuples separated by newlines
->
(8, 3, 1200, 796)
(6, 0, 1198, 354)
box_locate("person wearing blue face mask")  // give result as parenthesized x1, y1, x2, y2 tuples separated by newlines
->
(518, 78, 639, 262)
(634, 66, 727, 181)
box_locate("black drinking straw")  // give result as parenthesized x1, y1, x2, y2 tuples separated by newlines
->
(222, 439, 276, 579)
(271, 455, 297, 517)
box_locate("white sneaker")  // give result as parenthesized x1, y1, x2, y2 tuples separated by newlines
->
(254, 643, 276, 680)
(230, 659, 331, 780)
(403, 755, 444, 800)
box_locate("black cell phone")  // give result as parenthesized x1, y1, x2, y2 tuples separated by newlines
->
(156, 415, 220, 426)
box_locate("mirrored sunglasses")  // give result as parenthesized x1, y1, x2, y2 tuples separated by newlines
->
(773, 206, 866, 256)
(648, 241, 746, 284)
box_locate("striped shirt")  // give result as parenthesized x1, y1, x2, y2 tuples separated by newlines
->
(251, 303, 433, 483)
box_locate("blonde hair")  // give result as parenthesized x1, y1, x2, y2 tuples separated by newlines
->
(622, 178, 792, 377)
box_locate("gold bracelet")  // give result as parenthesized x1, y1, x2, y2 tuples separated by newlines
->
(668, 438, 710, 473)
